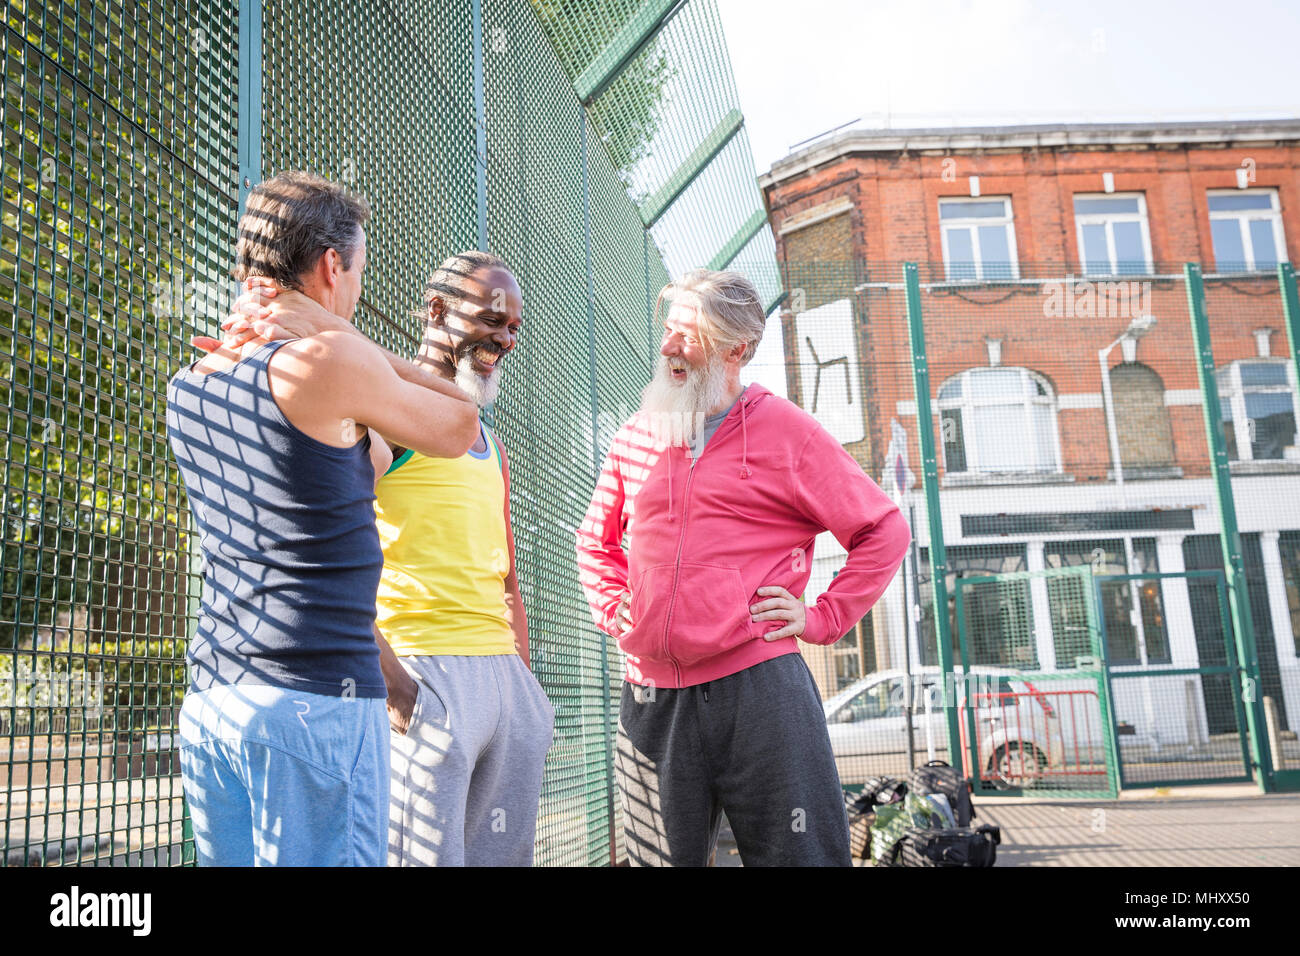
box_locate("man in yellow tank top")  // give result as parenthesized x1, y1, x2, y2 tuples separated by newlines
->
(364, 252, 555, 866)
(228, 252, 555, 866)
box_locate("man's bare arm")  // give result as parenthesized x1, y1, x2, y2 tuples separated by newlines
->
(270, 331, 479, 459)
(375, 623, 418, 735)
(494, 436, 531, 668)
(206, 282, 473, 405)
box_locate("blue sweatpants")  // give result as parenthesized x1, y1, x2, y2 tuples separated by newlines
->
(179, 684, 389, 866)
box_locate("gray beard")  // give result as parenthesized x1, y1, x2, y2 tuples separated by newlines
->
(454, 352, 501, 408)
(638, 353, 729, 448)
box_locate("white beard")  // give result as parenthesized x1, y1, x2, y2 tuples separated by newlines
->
(454, 352, 501, 408)
(638, 352, 729, 448)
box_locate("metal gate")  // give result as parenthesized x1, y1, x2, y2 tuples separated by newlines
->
(1095, 571, 1253, 788)
(953, 566, 1120, 799)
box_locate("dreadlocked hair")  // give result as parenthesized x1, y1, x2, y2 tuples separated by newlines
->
(414, 251, 511, 323)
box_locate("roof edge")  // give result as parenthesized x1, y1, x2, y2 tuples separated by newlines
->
(760, 118, 1300, 189)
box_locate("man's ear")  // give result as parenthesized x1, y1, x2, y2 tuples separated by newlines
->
(317, 247, 342, 291)
(427, 296, 446, 327)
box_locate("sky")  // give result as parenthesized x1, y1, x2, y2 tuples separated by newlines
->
(718, 0, 1300, 176)
(724, 0, 1300, 396)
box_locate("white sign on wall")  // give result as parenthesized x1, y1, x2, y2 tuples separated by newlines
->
(794, 298, 864, 445)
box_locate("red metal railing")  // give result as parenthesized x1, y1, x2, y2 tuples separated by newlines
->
(958, 687, 1106, 786)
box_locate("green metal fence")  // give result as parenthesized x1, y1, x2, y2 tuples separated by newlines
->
(954, 565, 1120, 800)
(803, 260, 1300, 797)
(2, 0, 781, 866)
(2, 0, 237, 865)
(7, 0, 1299, 873)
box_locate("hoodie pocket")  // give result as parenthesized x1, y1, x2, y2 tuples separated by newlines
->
(622, 562, 755, 668)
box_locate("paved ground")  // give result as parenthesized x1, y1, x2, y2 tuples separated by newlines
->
(8, 774, 1295, 867)
(3, 776, 186, 866)
(714, 783, 1300, 866)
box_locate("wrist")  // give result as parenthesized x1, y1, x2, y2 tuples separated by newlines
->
(801, 603, 828, 644)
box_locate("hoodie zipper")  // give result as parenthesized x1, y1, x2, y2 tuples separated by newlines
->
(658, 393, 751, 687)
(659, 449, 695, 688)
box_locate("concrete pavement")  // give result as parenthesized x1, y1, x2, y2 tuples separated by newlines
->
(713, 783, 1300, 866)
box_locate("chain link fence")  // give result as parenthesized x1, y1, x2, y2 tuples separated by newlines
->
(2, 0, 781, 866)
(784, 258, 1300, 796)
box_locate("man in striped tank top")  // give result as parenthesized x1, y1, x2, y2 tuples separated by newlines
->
(219, 253, 555, 866)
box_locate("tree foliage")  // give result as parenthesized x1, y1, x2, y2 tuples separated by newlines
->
(531, 0, 674, 196)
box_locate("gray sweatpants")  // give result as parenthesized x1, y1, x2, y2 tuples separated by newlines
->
(617, 652, 852, 867)
(388, 654, 554, 866)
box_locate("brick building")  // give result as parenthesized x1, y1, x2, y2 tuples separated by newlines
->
(758, 119, 1300, 748)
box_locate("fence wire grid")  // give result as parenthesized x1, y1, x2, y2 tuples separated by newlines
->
(1, 0, 780, 866)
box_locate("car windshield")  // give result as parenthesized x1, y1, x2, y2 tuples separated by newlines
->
(823, 679, 873, 715)
(823, 667, 1021, 716)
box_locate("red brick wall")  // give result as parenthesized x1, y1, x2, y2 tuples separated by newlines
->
(766, 141, 1300, 268)
(765, 138, 1300, 483)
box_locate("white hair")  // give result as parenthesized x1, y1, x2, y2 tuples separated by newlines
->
(655, 268, 766, 364)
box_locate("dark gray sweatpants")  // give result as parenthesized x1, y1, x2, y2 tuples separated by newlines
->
(616, 652, 852, 867)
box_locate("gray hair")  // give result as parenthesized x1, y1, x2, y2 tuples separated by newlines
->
(233, 170, 369, 289)
(655, 269, 766, 364)
(418, 250, 511, 320)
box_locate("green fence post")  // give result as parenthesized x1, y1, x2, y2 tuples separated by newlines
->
(237, 0, 263, 211)
(1274, 263, 1300, 790)
(903, 264, 962, 775)
(1281, 263, 1300, 417)
(471, 0, 488, 249)
(1183, 262, 1274, 792)
(1082, 568, 1121, 798)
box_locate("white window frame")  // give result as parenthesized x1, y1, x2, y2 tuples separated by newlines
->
(939, 196, 1020, 281)
(1207, 188, 1289, 273)
(1217, 358, 1300, 462)
(1073, 192, 1154, 276)
(937, 367, 1062, 474)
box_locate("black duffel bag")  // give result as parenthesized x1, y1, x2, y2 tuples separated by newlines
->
(898, 823, 1001, 868)
(908, 759, 975, 827)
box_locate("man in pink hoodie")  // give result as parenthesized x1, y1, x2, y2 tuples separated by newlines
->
(576, 269, 911, 866)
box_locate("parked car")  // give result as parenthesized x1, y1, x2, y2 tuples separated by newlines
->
(824, 666, 1105, 788)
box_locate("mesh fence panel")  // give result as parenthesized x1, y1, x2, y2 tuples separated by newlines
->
(3, 0, 779, 866)
(789, 258, 1300, 791)
(538, 0, 777, 304)
(2, 0, 239, 865)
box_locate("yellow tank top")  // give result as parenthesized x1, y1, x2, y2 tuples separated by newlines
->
(374, 424, 516, 656)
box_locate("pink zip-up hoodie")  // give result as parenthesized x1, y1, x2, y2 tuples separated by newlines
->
(576, 384, 911, 689)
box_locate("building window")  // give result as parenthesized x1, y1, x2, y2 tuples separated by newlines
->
(1109, 362, 1175, 471)
(1043, 539, 1169, 666)
(938, 367, 1060, 474)
(829, 609, 873, 692)
(1216, 359, 1299, 461)
(918, 544, 1032, 669)
(1074, 193, 1153, 276)
(939, 197, 1019, 280)
(1208, 189, 1287, 273)
(1280, 532, 1300, 657)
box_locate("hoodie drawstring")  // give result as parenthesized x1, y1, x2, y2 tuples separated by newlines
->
(667, 450, 675, 521)
(739, 399, 752, 479)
